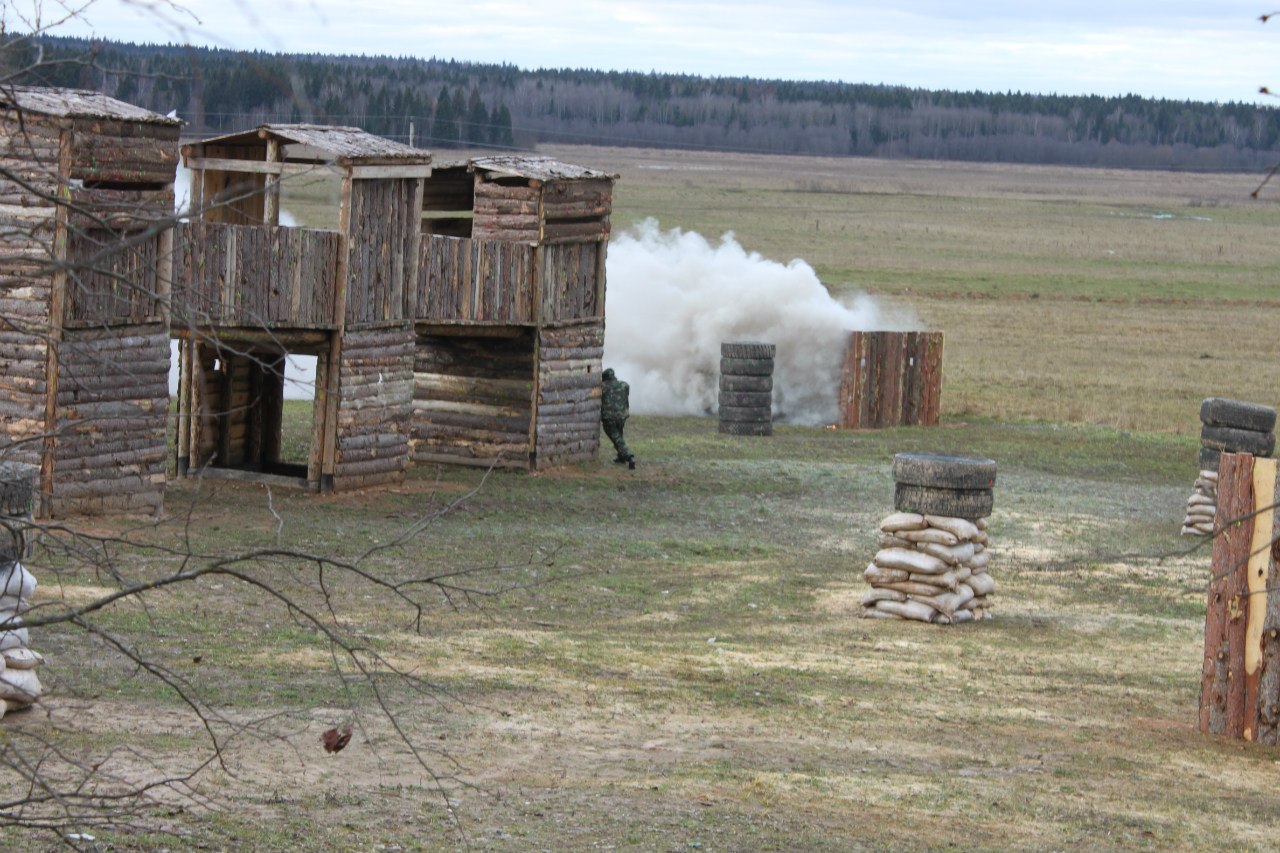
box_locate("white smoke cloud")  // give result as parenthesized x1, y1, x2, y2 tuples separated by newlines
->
(603, 219, 919, 425)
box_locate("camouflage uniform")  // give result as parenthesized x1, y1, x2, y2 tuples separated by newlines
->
(600, 368, 634, 467)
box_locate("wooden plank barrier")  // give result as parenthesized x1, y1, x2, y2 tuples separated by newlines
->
(1200, 452, 1280, 743)
(837, 331, 943, 429)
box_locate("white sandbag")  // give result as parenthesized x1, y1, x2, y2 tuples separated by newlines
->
(896, 527, 960, 546)
(0, 563, 34, 602)
(975, 517, 989, 530)
(874, 548, 949, 575)
(973, 531, 990, 546)
(877, 532, 915, 549)
(1188, 493, 1215, 507)
(879, 580, 960, 597)
(862, 607, 900, 619)
(1201, 469, 1218, 482)
(1185, 506, 1216, 521)
(880, 512, 927, 532)
(907, 570, 959, 592)
(874, 599, 939, 623)
(954, 565, 972, 583)
(966, 550, 991, 571)
(862, 588, 907, 606)
(2, 647, 42, 669)
(0, 667, 40, 704)
(972, 541, 986, 554)
(925, 515, 980, 542)
(951, 609, 975, 623)
(0, 628, 28, 651)
(918, 540, 976, 566)
(864, 564, 910, 585)
(967, 572, 996, 596)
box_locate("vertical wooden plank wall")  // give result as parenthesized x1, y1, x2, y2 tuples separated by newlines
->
(50, 325, 169, 515)
(534, 322, 604, 469)
(1200, 452, 1280, 743)
(345, 179, 420, 326)
(837, 331, 943, 429)
(332, 326, 415, 490)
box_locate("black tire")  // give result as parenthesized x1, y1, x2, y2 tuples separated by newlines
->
(719, 420, 773, 436)
(1200, 397, 1277, 432)
(893, 452, 997, 489)
(718, 390, 773, 408)
(721, 342, 776, 359)
(719, 375, 773, 393)
(718, 405, 772, 424)
(720, 357, 775, 377)
(1198, 446, 1221, 472)
(1200, 424, 1275, 457)
(894, 483, 994, 519)
(0, 462, 36, 517)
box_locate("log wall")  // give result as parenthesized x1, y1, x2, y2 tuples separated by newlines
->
(333, 325, 415, 490)
(411, 330, 535, 468)
(534, 322, 604, 469)
(417, 235, 536, 324)
(173, 222, 340, 328)
(541, 179, 612, 244)
(69, 119, 180, 186)
(837, 331, 943, 429)
(48, 324, 168, 516)
(1200, 452, 1280, 744)
(472, 181, 539, 241)
(346, 179, 421, 325)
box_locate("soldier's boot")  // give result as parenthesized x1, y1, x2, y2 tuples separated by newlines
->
(627, 456, 636, 470)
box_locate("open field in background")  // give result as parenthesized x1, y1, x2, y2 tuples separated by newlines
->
(542, 145, 1280, 434)
(10, 152, 1280, 850)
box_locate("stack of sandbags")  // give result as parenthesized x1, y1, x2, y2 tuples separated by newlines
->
(0, 461, 42, 716)
(862, 512, 994, 623)
(862, 453, 997, 624)
(0, 562, 43, 715)
(1182, 398, 1276, 537)
(718, 342, 774, 436)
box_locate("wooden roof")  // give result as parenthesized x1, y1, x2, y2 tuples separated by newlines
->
(0, 85, 180, 125)
(454, 155, 616, 182)
(194, 124, 431, 165)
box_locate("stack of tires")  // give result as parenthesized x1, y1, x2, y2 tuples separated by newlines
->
(862, 453, 997, 624)
(718, 342, 775, 437)
(1182, 398, 1276, 537)
(0, 461, 43, 717)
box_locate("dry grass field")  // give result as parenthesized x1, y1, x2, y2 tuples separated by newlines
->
(7, 151, 1280, 852)
(544, 145, 1280, 434)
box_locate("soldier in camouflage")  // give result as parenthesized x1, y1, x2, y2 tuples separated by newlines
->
(600, 368, 635, 469)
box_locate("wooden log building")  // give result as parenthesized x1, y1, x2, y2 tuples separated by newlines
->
(0, 87, 180, 516)
(173, 125, 431, 492)
(415, 156, 615, 470)
(173, 133, 617, 488)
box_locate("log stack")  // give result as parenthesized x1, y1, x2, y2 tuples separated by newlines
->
(0, 462, 43, 716)
(1182, 398, 1276, 537)
(862, 453, 997, 624)
(718, 342, 775, 437)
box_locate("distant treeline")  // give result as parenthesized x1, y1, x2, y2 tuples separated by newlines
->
(7, 35, 1280, 171)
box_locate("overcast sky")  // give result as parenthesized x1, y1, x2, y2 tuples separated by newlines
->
(12, 1, 1280, 104)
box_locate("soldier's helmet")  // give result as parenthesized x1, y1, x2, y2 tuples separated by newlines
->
(602, 368, 616, 381)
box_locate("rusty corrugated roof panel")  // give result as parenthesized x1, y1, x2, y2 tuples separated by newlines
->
(195, 124, 430, 163)
(467, 155, 617, 182)
(0, 85, 181, 124)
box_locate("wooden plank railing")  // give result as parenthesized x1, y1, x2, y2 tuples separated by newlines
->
(416, 234, 535, 324)
(837, 331, 943, 429)
(173, 221, 340, 328)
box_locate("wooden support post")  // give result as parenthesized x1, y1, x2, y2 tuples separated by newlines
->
(1200, 452, 1280, 742)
